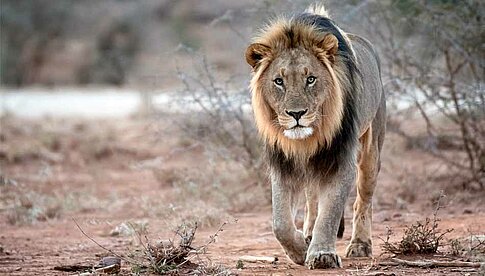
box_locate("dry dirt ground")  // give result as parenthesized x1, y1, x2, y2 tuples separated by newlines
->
(1, 116, 484, 275)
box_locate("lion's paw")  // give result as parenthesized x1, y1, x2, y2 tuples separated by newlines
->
(305, 251, 342, 269)
(285, 249, 306, 265)
(345, 241, 372, 257)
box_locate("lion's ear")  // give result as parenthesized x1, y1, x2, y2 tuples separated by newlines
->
(317, 34, 338, 62)
(245, 43, 271, 69)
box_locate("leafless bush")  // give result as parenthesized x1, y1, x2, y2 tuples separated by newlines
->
(360, 1, 484, 188)
(173, 46, 263, 177)
(76, 220, 233, 275)
(136, 222, 233, 275)
(381, 192, 453, 255)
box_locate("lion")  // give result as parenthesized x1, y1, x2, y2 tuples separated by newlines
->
(245, 4, 386, 269)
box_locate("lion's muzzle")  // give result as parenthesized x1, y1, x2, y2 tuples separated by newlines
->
(283, 126, 314, 140)
(280, 108, 315, 140)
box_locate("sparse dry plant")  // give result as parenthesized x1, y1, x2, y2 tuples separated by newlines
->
(76, 219, 233, 275)
(381, 192, 453, 255)
(130, 221, 234, 275)
(450, 231, 485, 261)
(167, 46, 271, 202)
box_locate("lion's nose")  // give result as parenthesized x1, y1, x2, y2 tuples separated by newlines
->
(285, 109, 308, 120)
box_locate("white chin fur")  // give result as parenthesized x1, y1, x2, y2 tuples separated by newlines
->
(283, 127, 314, 140)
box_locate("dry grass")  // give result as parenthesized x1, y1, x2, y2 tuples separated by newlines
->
(450, 232, 485, 261)
(0, 116, 154, 167)
(139, 195, 230, 229)
(145, 160, 268, 227)
(0, 115, 266, 228)
(3, 187, 113, 225)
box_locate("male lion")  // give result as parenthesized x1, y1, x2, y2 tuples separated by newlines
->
(245, 4, 386, 269)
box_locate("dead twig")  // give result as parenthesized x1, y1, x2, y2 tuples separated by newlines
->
(450, 268, 480, 272)
(390, 258, 481, 268)
(176, 221, 227, 268)
(53, 264, 92, 272)
(72, 218, 138, 265)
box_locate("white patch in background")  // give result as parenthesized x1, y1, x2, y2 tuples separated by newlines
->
(283, 127, 314, 140)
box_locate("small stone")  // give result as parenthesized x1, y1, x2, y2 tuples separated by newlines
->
(98, 256, 121, 266)
(96, 256, 121, 274)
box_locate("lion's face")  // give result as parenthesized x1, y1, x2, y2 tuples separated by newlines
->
(259, 48, 334, 140)
(246, 26, 344, 158)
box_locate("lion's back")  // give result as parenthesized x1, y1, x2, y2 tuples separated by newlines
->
(348, 34, 385, 134)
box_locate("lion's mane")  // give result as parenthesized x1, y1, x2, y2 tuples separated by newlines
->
(248, 8, 362, 174)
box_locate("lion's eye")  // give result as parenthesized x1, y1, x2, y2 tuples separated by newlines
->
(274, 78, 284, 86)
(307, 76, 316, 85)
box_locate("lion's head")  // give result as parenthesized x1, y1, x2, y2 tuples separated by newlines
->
(246, 19, 352, 160)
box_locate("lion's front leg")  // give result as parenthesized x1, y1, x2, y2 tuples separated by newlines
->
(271, 173, 307, 265)
(305, 167, 355, 269)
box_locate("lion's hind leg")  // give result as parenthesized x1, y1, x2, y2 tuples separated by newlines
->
(304, 186, 345, 244)
(303, 186, 318, 245)
(345, 125, 380, 257)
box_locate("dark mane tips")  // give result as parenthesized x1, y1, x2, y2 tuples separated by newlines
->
(295, 14, 349, 54)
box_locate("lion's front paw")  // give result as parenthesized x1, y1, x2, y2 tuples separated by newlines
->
(275, 230, 307, 265)
(285, 249, 306, 265)
(345, 241, 372, 257)
(305, 251, 342, 269)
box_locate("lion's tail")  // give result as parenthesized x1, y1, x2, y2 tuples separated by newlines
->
(305, 3, 330, 18)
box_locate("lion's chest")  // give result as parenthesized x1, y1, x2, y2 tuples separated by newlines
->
(267, 146, 342, 182)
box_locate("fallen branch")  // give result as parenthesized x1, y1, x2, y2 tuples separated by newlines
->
(53, 264, 92, 272)
(450, 268, 479, 273)
(238, 255, 278, 263)
(390, 258, 481, 268)
(362, 273, 397, 276)
(376, 262, 399, 267)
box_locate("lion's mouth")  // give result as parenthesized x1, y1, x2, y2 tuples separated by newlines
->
(283, 126, 314, 140)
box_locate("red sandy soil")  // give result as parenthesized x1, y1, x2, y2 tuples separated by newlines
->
(1, 117, 484, 275)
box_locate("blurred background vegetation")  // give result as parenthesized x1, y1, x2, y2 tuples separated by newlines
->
(0, 0, 483, 210)
(0, 3, 483, 274)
